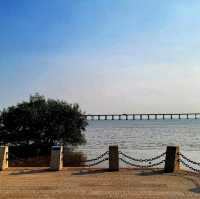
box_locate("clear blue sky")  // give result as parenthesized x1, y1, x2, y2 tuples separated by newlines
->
(1, 0, 200, 113)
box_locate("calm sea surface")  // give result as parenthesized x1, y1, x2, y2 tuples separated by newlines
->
(78, 119, 200, 167)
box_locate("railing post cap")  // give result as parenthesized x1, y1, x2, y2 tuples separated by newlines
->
(109, 145, 118, 149)
(52, 145, 63, 150)
(167, 145, 180, 148)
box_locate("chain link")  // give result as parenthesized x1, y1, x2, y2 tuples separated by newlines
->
(8, 153, 26, 162)
(178, 153, 200, 166)
(81, 151, 109, 167)
(81, 151, 109, 163)
(84, 158, 109, 167)
(120, 157, 165, 168)
(119, 151, 166, 162)
(179, 159, 200, 173)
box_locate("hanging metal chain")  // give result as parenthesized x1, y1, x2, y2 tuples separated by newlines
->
(84, 158, 109, 167)
(119, 151, 166, 162)
(120, 157, 165, 168)
(81, 151, 109, 163)
(178, 153, 200, 166)
(8, 153, 25, 162)
(179, 159, 200, 173)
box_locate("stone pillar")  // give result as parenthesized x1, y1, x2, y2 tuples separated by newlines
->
(164, 146, 180, 173)
(0, 146, 9, 171)
(109, 145, 119, 171)
(50, 146, 63, 171)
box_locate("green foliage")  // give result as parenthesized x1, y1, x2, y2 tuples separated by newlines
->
(0, 94, 87, 150)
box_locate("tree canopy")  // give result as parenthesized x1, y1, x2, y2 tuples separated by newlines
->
(0, 94, 87, 150)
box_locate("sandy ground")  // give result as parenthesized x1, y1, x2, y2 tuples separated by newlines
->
(0, 167, 200, 199)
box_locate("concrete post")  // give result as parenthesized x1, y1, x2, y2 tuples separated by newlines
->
(109, 145, 119, 171)
(50, 146, 63, 171)
(0, 146, 9, 171)
(164, 146, 180, 173)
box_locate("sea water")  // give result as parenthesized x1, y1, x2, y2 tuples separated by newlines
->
(78, 119, 200, 168)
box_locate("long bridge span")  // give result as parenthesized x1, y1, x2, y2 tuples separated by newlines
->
(85, 113, 200, 120)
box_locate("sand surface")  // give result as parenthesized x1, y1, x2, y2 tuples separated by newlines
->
(0, 167, 200, 199)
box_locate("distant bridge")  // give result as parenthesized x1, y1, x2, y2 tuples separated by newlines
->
(85, 113, 200, 120)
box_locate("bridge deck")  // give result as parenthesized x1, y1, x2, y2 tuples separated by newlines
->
(85, 113, 200, 120)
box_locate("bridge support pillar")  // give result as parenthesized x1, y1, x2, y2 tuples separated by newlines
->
(109, 145, 119, 171)
(0, 145, 9, 171)
(164, 146, 180, 173)
(50, 146, 63, 171)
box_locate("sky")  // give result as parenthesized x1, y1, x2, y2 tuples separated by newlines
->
(1, 0, 200, 114)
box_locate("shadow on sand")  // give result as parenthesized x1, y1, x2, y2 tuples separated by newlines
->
(72, 168, 109, 176)
(9, 168, 52, 175)
(136, 169, 164, 176)
(133, 169, 200, 194)
(166, 171, 200, 194)
(175, 172, 200, 194)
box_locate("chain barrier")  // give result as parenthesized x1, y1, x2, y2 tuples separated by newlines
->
(119, 151, 166, 162)
(179, 159, 200, 173)
(178, 153, 200, 166)
(120, 157, 165, 168)
(178, 152, 200, 173)
(119, 151, 166, 168)
(82, 151, 109, 163)
(8, 153, 26, 162)
(84, 158, 109, 167)
(81, 151, 109, 167)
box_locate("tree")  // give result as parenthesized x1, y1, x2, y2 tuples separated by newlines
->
(0, 94, 87, 155)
